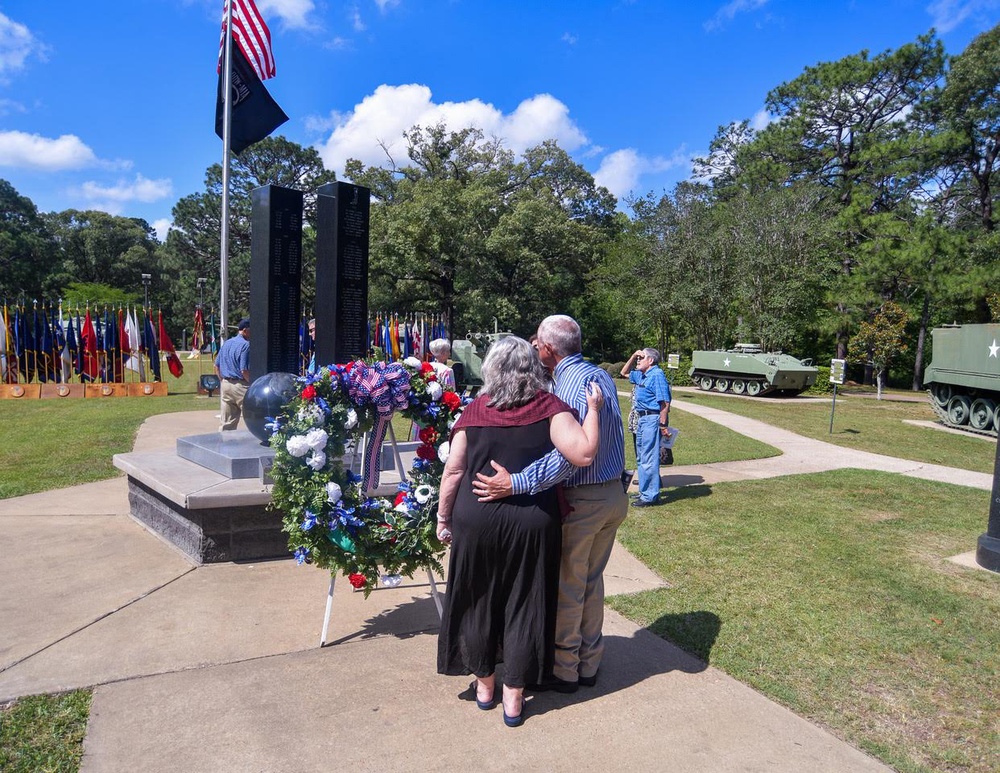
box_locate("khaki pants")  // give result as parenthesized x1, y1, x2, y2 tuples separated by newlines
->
(553, 479, 629, 682)
(220, 378, 247, 431)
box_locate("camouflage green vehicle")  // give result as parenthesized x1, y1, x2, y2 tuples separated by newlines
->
(922, 323, 1000, 436)
(689, 344, 818, 396)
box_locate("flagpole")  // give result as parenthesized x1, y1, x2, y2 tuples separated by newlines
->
(220, 0, 234, 352)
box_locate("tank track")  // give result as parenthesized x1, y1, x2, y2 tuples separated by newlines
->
(926, 390, 999, 438)
(691, 370, 773, 396)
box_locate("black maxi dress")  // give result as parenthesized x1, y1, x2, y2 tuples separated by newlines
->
(437, 394, 567, 688)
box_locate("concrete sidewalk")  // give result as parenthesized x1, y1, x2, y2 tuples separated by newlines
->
(9, 399, 990, 771)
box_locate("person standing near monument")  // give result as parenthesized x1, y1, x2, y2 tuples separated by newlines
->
(214, 318, 251, 431)
(471, 314, 627, 693)
(428, 338, 455, 388)
(620, 348, 671, 506)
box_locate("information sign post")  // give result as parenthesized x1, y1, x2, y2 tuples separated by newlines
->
(829, 358, 846, 434)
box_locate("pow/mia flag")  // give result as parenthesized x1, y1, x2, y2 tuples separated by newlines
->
(215, 35, 288, 155)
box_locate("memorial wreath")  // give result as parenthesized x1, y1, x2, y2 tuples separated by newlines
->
(269, 357, 465, 596)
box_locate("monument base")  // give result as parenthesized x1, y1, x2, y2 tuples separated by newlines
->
(127, 477, 285, 563)
(976, 532, 1000, 572)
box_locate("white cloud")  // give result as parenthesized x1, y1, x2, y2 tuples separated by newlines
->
(0, 130, 97, 170)
(0, 98, 26, 116)
(78, 174, 173, 205)
(927, 0, 1000, 33)
(562, 32, 578, 45)
(0, 12, 44, 77)
(259, 0, 316, 30)
(152, 218, 172, 242)
(750, 108, 774, 131)
(374, 0, 401, 11)
(593, 147, 692, 198)
(704, 0, 769, 32)
(316, 84, 588, 176)
(351, 7, 366, 32)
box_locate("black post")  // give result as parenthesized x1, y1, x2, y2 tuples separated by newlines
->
(314, 181, 370, 366)
(249, 184, 303, 380)
(976, 436, 1000, 572)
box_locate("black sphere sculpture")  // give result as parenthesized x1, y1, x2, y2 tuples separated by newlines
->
(243, 372, 299, 444)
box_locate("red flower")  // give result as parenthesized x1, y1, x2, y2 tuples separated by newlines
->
(348, 573, 366, 589)
(394, 491, 406, 506)
(301, 384, 316, 400)
(420, 362, 434, 374)
(442, 391, 462, 410)
(418, 426, 439, 444)
(416, 443, 437, 461)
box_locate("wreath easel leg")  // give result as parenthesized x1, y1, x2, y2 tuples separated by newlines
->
(320, 573, 336, 647)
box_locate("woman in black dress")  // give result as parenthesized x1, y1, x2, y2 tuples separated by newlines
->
(435, 336, 603, 727)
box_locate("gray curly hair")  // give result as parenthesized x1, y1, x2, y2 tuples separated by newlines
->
(481, 336, 552, 409)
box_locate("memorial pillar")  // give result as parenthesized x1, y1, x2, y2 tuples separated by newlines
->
(249, 184, 303, 379)
(314, 181, 370, 366)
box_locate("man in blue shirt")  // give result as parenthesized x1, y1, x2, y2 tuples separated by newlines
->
(472, 314, 627, 693)
(214, 318, 251, 431)
(620, 348, 671, 505)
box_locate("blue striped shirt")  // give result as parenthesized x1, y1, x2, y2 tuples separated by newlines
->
(510, 353, 626, 495)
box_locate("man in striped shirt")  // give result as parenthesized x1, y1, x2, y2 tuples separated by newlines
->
(472, 314, 628, 692)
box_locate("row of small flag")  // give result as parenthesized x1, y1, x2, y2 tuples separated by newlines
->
(296, 312, 450, 372)
(0, 304, 186, 385)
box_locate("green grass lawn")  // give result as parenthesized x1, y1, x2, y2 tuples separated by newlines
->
(609, 469, 999, 773)
(0, 691, 91, 773)
(0, 357, 213, 499)
(676, 389, 997, 474)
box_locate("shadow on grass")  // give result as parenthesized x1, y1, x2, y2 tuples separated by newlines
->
(661, 483, 713, 504)
(646, 610, 721, 664)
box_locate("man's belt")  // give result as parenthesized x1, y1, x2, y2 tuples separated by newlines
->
(635, 409, 660, 416)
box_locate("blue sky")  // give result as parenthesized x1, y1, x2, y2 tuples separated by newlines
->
(1, 0, 998, 241)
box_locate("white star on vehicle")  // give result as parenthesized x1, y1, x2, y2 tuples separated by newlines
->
(724, 358, 731, 367)
(989, 339, 999, 358)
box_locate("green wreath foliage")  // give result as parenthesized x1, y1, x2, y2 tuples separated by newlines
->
(269, 358, 465, 596)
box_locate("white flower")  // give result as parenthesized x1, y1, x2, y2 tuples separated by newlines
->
(306, 450, 327, 471)
(297, 403, 324, 426)
(404, 356, 422, 369)
(447, 416, 459, 431)
(380, 574, 403, 587)
(326, 482, 342, 503)
(414, 484, 434, 504)
(438, 440, 450, 463)
(286, 435, 311, 458)
(426, 381, 443, 401)
(344, 408, 358, 430)
(394, 501, 410, 514)
(304, 428, 329, 452)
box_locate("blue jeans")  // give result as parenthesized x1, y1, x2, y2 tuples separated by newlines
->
(635, 414, 661, 502)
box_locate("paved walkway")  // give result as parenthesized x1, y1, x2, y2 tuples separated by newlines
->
(1, 398, 991, 772)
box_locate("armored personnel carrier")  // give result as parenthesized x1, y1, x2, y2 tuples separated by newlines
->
(689, 344, 818, 396)
(922, 323, 1000, 436)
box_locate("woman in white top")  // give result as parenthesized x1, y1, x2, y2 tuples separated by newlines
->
(428, 338, 455, 388)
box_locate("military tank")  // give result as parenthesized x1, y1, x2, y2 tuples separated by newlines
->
(689, 344, 818, 396)
(922, 323, 1000, 437)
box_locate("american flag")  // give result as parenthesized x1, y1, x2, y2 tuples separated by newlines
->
(219, 0, 276, 80)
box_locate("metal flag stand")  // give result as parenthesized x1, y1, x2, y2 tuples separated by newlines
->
(319, 423, 444, 646)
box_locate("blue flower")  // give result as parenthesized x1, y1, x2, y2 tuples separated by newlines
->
(412, 458, 431, 472)
(346, 470, 362, 484)
(333, 505, 364, 532)
(315, 396, 331, 415)
(294, 547, 310, 565)
(302, 510, 319, 531)
(264, 415, 284, 434)
(425, 403, 442, 418)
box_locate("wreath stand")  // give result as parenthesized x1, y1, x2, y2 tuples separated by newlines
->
(319, 422, 444, 646)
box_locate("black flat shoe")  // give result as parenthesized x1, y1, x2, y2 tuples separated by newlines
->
(470, 681, 495, 710)
(503, 697, 525, 727)
(632, 498, 658, 508)
(579, 671, 598, 688)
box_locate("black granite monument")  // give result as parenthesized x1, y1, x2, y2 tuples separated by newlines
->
(249, 184, 303, 379)
(314, 181, 370, 366)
